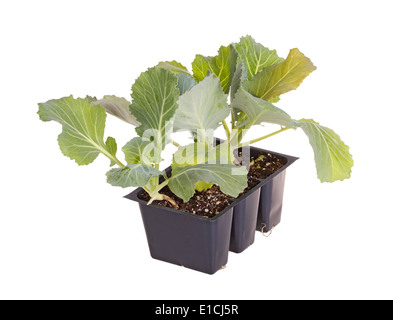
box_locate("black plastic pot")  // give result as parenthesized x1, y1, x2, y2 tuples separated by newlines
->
(126, 188, 233, 274)
(229, 187, 260, 253)
(214, 139, 298, 235)
(125, 145, 297, 274)
(125, 175, 269, 274)
(249, 147, 298, 233)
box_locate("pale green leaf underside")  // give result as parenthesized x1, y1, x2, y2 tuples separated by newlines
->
(168, 164, 248, 201)
(122, 137, 155, 165)
(293, 119, 353, 182)
(156, 61, 196, 94)
(192, 45, 238, 94)
(245, 48, 316, 101)
(235, 35, 284, 79)
(232, 87, 293, 129)
(173, 75, 230, 135)
(157, 60, 191, 74)
(91, 95, 139, 126)
(38, 96, 117, 166)
(130, 68, 179, 145)
(106, 164, 162, 188)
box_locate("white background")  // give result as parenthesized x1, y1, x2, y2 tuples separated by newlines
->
(1, 0, 392, 300)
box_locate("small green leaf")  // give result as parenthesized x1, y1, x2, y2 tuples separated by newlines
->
(235, 35, 284, 79)
(195, 181, 214, 192)
(122, 137, 155, 165)
(293, 119, 353, 182)
(91, 95, 139, 126)
(244, 48, 316, 101)
(231, 87, 293, 129)
(168, 164, 248, 201)
(192, 45, 238, 94)
(105, 137, 118, 167)
(173, 74, 230, 140)
(157, 60, 191, 74)
(106, 164, 162, 188)
(38, 96, 119, 166)
(130, 67, 180, 146)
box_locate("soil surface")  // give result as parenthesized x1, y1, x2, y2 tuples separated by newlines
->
(245, 152, 287, 179)
(139, 151, 287, 218)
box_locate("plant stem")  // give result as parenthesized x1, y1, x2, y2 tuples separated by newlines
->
(147, 192, 177, 207)
(114, 157, 126, 167)
(239, 127, 291, 147)
(171, 140, 181, 148)
(222, 120, 231, 140)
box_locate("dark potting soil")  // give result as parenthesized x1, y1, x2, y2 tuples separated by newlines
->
(139, 151, 287, 218)
(244, 152, 287, 179)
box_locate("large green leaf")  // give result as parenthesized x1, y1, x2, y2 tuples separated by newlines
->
(38, 96, 120, 166)
(106, 164, 162, 188)
(173, 74, 230, 141)
(293, 119, 353, 182)
(231, 87, 293, 129)
(130, 67, 180, 146)
(157, 60, 191, 74)
(244, 48, 316, 101)
(122, 137, 155, 165)
(192, 45, 238, 94)
(235, 35, 284, 79)
(90, 95, 139, 126)
(168, 164, 248, 201)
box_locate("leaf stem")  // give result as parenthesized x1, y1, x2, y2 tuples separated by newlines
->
(239, 127, 291, 147)
(101, 149, 125, 167)
(222, 120, 231, 140)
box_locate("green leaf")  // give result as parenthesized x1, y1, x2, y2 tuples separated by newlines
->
(156, 60, 196, 95)
(38, 96, 120, 166)
(293, 119, 353, 182)
(195, 181, 214, 192)
(122, 137, 155, 165)
(105, 137, 118, 167)
(168, 164, 248, 201)
(192, 45, 238, 94)
(172, 142, 209, 168)
(130, 67, 180, 146)
(230, 61, 248, 103)
(157, 60, 191, 74)
(106, 164, 162, 188)
(172, 141, 234, 169)
(173, 74, 230, 141)
(244, 48, 316, 101)
(235, 35, 284, 79)
(231, 87, 293, 129)
(90, 95, 139, 126)
(177, 73, 197, 95)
